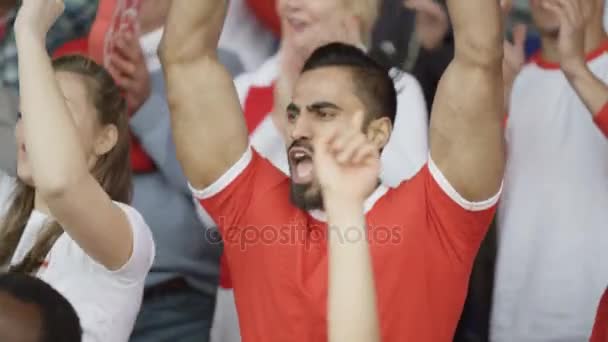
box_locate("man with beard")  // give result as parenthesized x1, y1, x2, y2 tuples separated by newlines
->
(159, 0, 505, 340)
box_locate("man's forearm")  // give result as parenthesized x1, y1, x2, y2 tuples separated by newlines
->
(446, 0, 503, 65)
(326, 196, 379, 342)
(159, 0, 227, 63)
(428, 0, 504, 201)
(564, 64, 608, 117)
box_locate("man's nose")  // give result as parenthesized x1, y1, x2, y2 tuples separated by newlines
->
(290, 114, 313, 141)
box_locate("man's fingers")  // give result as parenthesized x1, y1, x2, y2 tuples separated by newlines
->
(314, 126, 339, 156)
(352, 143, 379, 165)
(330, 130, 358, 154)
(335, 134, 367, 164)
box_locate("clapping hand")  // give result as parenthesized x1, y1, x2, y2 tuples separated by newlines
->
(107, 32, 151, 114)
(404, 0, 450, 51)
(542, 0, 586, 74)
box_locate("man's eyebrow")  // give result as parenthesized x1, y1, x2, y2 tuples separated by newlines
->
(307, 102, 342, 111)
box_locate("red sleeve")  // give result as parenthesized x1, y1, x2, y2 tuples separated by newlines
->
(594, 102, 608, 138)
(423, 157, 499, 261)
(191, 147, 287, 236)
(591, 287, 608, 342)
(245, 0, 281, 37)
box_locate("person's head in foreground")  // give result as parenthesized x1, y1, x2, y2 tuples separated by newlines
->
(0, 54, 131, 274)
(528, 0, 604, 36)
(286, 42, 396, 210)
(0, 272, 82, 342)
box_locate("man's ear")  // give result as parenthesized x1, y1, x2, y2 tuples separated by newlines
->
(94, 124, 118, 156)
(366, 116, 392, 149)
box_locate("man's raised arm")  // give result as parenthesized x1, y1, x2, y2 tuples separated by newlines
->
(159, 0, 249, 189)
(429, 0, 506, 201)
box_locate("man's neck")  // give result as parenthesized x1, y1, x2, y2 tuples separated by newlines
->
(540, 22, 608, 63)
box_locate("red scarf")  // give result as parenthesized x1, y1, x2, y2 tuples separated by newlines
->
(53, 38, 156, 173)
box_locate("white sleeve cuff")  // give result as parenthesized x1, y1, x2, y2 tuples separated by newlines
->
(189, 146, 253, 200)
(428, 154, 502, 211)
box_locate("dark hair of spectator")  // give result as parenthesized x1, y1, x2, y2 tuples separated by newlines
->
(0, 273, 82, 342)
(302, 42, 398, 126)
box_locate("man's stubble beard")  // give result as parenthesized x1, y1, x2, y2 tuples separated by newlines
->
(290, 182, 324, 211)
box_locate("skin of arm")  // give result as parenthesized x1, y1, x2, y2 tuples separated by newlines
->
(326, 195, 380, 342)
(15, 3, 133, 270)
(429, 0, 506, 201)
(159, 0, 249, 190)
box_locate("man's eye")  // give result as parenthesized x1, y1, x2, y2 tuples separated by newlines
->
(317, 111, 334, 120)
(17, 112, 22, 120)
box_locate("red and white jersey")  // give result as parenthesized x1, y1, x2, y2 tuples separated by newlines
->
(195, 146, 499, 342)
(491, 43, 608, 342)
(209, 53, 429, 342)
(234, 54, 430, 186)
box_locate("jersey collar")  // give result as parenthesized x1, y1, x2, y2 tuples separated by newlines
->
(308, 184, 390, 222)
(530, 39, 608, 70)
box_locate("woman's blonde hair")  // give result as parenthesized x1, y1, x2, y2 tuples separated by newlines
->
(0, 55, 131, 274)
(346, 0, 381, 47)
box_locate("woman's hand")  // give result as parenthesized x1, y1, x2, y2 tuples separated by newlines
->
(15, 0, 64, 40)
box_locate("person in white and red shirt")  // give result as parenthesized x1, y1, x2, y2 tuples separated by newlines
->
(210, 1, 430, 340)
(161, 0, 505, 341)
(491, 0, 608, 341)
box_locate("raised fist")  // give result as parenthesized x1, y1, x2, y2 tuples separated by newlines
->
(313, 111, 380, 203)
(15, 0, 65, 39)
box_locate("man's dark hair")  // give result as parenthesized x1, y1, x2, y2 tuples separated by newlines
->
(302, 42, 398, 125)
(0, 273, 82, 342)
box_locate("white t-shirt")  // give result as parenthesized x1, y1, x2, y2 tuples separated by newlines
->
(491, 51, 608, 341)
(0, 172, 155, 342)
